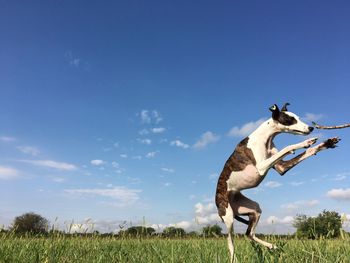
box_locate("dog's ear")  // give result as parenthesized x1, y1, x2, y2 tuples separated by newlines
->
(281, 103, 290, 112)
(269, 104, 280, 120)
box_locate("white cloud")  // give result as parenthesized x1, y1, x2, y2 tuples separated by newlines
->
(164, 182, 172, 187)
(56, 219, 129, 234)
(21, 160, 77, 171)
(152, 110, 163, 124)
(193, 131, 220, 150)
(161, 167, 174, 173)
(69, 222, 93, 233)
(0, 166, 20, 180)
(264, 181, 282, 188)
(194, 202, 221, 225)
(16, 146, 40, 156)
(306, 200, 320, 206)
(195, 202, 216, 215)
(327, 188, 350, 201)
(170, 140, 189, 149)
(332, 172, 350, 181)
(342, 214, 350, 229)
(173, 220, 192, 230)
(140, 110, 151, 124)
(228, 118, 266, 137)
(266, 215, 294, 225)
(281, 204, 297, 211)
(71, 58, 80, 67)
(303, 113, 324, 122)
(145, 151, 158, 158)
(139, 110, 162, 124)
(333, 175, 347, 181)
(132, 155, 142, 160)
(289, 181, 305, 186)
(52, 177, 65, 183)
(281, 200, 319, 212)
(111, 162, 119, 168)
(150, 221, 194, 232)
(137, 138, 152, 145)
(152, 127, 166, 134)
(139, 129, 149, 135)
(209, 173, 219, 180)
(153, 221, 193, 231)
(65, 51, 81, 68)
(152, 202, 220, 233)
(103, 147, 112, 152)
(65, 186, 142, 207)
(120, 154, 128, 159)
(0, 136, 16, 142)
(189, 195, 196, 200)
(91, 159, 105, 166)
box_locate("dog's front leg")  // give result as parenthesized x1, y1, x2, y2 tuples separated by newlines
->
(256, 137, 318, 175)
(274, 137, 340, 175)
(274, 152, 308, 175)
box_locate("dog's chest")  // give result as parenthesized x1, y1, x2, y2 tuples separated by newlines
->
(247, 137, 271, 164)
(226, 165, 264, 191)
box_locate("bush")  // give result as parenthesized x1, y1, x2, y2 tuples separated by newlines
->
(162, 227, 186, 238)
(202, 225, 222, 237)
(293, 210, 342, 239)
(119, 226, 155, 237)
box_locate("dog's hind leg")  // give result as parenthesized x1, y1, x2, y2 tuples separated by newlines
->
(221, 205, 235, 263)
(230, 192, 276, 249)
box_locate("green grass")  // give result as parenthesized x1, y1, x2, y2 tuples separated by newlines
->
(0, 234, 349, 263)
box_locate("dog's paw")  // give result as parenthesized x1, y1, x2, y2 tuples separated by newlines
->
(268, 244, 278, 250)
(303, 137, 318, 148)
(323, 137, 341, 149)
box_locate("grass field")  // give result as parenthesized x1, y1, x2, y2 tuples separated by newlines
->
(0, 234, 349, 263)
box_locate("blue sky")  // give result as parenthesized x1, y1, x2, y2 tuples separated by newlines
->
(1, 1, 350, 233)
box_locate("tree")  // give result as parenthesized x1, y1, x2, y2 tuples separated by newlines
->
(120, 226, 155, 237)
(202, 225, 222, 237)
(162, 227, 186, 238)
(12, 212, 49, 234)
(293, 210, 342, 239)
(187, 231, 199, 238)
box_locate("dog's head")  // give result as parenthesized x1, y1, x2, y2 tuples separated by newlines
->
(269, 103, 314, 135)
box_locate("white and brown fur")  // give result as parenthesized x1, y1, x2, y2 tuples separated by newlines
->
(215, 103, 340, 262)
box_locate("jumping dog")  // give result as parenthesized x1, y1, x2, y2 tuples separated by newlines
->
(215, 103, 340, 262)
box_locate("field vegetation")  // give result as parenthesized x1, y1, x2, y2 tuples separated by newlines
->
(0, 211, 349, 262)
(0, 231, 349, 263)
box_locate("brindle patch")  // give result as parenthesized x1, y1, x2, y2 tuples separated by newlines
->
(215, 137, 256, 217)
